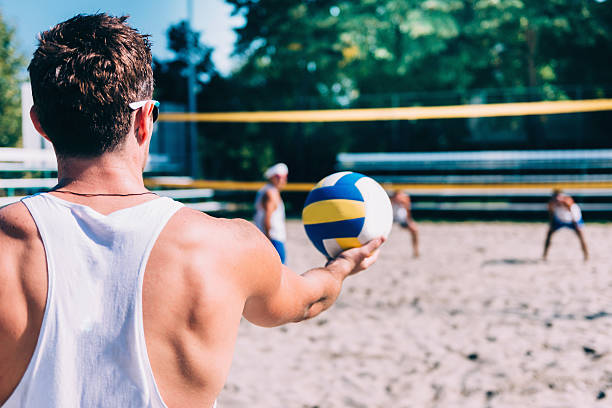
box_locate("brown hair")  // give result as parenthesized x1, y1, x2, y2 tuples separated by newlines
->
(28, 13, 153, 156)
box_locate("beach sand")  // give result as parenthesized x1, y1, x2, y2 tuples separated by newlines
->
(217, 221, 612, 408)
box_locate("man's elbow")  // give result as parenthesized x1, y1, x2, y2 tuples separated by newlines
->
(296, 296, 334, 322)
(243, 310, 288, 328)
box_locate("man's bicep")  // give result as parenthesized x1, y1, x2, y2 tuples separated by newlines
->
(232, 219, 313, 327)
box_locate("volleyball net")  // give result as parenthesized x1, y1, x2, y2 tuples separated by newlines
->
(157, 99, 612, 123)
(148, 97, 612, 193)
(3, 96, 611, 216)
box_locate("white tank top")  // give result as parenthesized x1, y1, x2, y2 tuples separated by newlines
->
(553, 202, 582, 223)
(254, 184, 286, 241)
(392, 202, 408, 224)
(2, 193, 183, 408)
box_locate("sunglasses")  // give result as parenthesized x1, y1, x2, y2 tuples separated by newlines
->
(129, 100, 160, 123)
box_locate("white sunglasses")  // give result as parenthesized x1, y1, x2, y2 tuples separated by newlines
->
(129, 100, 160, 122)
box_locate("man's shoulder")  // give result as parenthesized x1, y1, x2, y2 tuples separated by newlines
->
(158, 207, 279, 289)
(0, 201, 38, 241)
(263, 185, 281, 200)
(172, 206, 258, 230)
(166, 207, 266, 252)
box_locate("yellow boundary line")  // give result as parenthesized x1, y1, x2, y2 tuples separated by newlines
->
(158, 99, 612, 123)
(384, 182, 612, 191)
(145, 179, 612, 192)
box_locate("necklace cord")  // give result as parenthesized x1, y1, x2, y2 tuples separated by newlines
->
(50, 190, 158, 198)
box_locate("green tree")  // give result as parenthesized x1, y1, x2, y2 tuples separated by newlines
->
(153, 20, 279, 180)
(153, 20, 214, 103)
(0, 10, 25, 147)
(177, 1, 612, 181)
(227, 0, 612, 97)
(218, 0, 612, 178)
(228, 0, 346, 109)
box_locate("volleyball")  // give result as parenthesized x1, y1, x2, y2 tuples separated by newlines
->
(302, 171, 392, 258)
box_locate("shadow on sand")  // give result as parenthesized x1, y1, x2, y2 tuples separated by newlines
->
(481, 258, 541, 267)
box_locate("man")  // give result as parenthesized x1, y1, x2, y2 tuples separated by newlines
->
(542, 189, 588, 261)
(0, 14, 383, 408)
(390, 190, 419, 258)
(254, 163, 288, 263)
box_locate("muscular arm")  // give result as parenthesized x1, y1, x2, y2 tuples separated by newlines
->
(165, 213, 382, 330)
(240, 222, 383, 327)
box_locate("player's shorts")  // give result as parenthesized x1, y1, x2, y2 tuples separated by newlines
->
(551, 217, 584, 232)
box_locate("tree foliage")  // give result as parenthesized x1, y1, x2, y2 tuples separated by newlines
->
(153, 21, 215, 103)
(0, 10, 25, 147)
(153, 1, 612, 181)
(228, 0, 612, 99)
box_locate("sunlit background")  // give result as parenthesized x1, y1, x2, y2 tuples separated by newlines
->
(2, 2, 612, 407)
(2, 0, 612, 220)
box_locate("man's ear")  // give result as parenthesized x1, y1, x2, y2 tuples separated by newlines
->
(134, 101, 155, 146)
(30, 106, 52, 142)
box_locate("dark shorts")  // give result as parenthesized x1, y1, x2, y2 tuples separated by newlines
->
(270, 239, 286, 264)
(551, 217, 584, 232)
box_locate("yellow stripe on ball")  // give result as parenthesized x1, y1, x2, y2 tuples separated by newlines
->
(302, 199, 366, 225)
(335, 237, 362, 250)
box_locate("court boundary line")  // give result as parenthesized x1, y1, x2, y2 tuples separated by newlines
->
(144, 179, 612, 192)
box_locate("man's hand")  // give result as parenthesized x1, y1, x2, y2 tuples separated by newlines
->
(326, 237, 385, 279)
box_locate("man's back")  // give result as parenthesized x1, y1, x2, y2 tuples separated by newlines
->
(6, 13, 383, 407)
(0, 193, 274, 407)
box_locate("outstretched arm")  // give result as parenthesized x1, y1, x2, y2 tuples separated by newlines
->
(241, 229, 384, 327)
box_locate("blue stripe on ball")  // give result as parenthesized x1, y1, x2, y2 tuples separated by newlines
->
(304, 217, 365, 255)
(336, 172, 366, 186)
(303, 184, 364, 207)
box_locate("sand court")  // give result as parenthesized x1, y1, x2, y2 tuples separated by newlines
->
(218, 220, 612, 407)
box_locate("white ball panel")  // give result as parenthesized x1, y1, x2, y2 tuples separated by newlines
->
(319, 171, 352, 187)
(322, 238, 343, 258)
(355, 177, 393, 243)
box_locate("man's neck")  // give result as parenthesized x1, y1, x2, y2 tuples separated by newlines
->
(55, 152, 145, 194)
